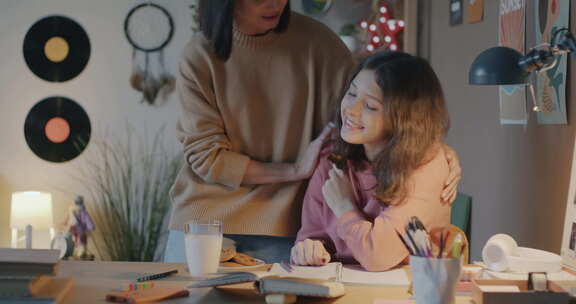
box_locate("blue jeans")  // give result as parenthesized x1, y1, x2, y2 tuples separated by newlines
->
(164, 230, 295, 264)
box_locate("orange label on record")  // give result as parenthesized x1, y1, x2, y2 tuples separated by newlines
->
(45, 117, 70, 143)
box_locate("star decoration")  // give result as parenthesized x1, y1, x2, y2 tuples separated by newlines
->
(359, 2, 405, 53)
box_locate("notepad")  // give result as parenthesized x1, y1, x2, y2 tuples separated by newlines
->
(478, 285, 521, 292)
(254, 277, 345, 298)
(269, 263, 410, 286)
(269, 263, 342, 281)
(342, 265, 410, 286)
(189, 271, 269, 288)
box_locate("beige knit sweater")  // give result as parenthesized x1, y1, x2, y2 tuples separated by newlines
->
(169, 12, 354, 236)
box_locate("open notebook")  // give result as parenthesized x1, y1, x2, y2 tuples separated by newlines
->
(189, 271, 345, 298)
(190, 263, 409, 289)
(268, 263, 410, 286)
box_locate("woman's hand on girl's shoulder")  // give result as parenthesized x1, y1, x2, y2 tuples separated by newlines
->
(292, 123, 335, 180)
(290, 239, 331, 266)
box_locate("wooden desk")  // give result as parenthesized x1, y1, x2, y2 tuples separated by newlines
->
(57, 261, 473, 303)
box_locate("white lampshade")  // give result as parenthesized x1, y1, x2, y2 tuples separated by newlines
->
(10, 191, 53, 230)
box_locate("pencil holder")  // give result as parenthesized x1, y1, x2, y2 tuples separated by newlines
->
(409, 256, 462, 304)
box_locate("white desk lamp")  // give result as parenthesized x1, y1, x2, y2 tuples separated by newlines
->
(10, 191, 53, 249)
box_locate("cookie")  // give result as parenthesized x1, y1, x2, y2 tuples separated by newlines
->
(220, 261, 244, 267)
(220, 247, 237, 262)
(232, 252, 261, 266)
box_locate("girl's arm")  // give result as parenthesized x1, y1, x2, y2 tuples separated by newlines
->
(292, 157, 335, 265)
(327, 150, 450, 271)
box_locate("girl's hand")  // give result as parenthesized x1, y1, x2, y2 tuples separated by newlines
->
(442, 145, 462, 204)
(290, 239, 331, 266)
(322, 164, 356, 217)
(292, 123, 334, 180)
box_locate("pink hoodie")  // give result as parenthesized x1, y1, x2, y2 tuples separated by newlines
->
(296, 148, 451, 271)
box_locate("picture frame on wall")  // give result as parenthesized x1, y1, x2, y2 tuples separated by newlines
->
(468, 0, 484, 23)
(450, 0, 463, 26)
(535, 0, 570, 125)
(498, 0, 527, 125)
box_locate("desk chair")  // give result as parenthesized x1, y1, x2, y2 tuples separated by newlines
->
(450, 192, 471, 263)
(451, 192, 472, 244)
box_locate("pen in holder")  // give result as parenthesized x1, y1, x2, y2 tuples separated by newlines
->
(398, 217, 468, 304)
(409, 255, 462, 304)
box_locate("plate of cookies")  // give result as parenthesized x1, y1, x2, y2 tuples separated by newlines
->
(219, 247, 266, 270)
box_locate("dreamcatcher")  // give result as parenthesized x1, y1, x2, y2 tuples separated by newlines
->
(124, 2, 175, 105)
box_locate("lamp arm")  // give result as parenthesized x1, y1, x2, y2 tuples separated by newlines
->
(551, 28, 576, 55)
(518, 28, 575, 74)
(518, 48, 555, 73)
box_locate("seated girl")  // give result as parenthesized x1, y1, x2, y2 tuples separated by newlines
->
(291, 51, 452, 271)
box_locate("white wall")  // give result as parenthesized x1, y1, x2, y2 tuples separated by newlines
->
(0, 0, 194, 248)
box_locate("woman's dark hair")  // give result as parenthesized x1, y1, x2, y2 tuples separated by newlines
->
(332, 51, 449, 206)
(198, 0, 291, 61)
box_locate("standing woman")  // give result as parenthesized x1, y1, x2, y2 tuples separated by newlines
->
(165, 0, 354, 263)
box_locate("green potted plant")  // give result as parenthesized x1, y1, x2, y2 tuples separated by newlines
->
(339, 23, 359, 52)
(79, 126, 181, 262)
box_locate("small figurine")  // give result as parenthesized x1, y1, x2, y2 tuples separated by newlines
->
(63, 195, 95, 260)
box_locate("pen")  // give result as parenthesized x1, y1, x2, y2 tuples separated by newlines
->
(438, 231, 445, 258)
(395, 229, 415, 255)
(450, 234, 463, 258)
(441, 230, 451, 258)
(136, 269, 178, 282)
(404, 226, 423, 256)
(409, 217, 431, 257)
(415, 218, 433, 256)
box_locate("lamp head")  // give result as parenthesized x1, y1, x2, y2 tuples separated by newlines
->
(468, 46, 530, 85)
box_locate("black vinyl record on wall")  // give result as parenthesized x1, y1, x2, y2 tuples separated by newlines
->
(23, 15, 91, 82)
(24, 96, 91, 163)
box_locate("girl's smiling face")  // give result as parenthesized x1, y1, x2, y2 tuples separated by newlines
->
(340, 69, 388, 159)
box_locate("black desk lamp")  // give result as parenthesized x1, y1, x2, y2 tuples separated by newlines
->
(468, 28, 576, 110)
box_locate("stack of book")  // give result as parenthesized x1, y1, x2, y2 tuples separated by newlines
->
(0, 248, 73, 303)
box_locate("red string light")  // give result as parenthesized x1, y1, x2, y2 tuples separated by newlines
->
(359, 1, 405, 53)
